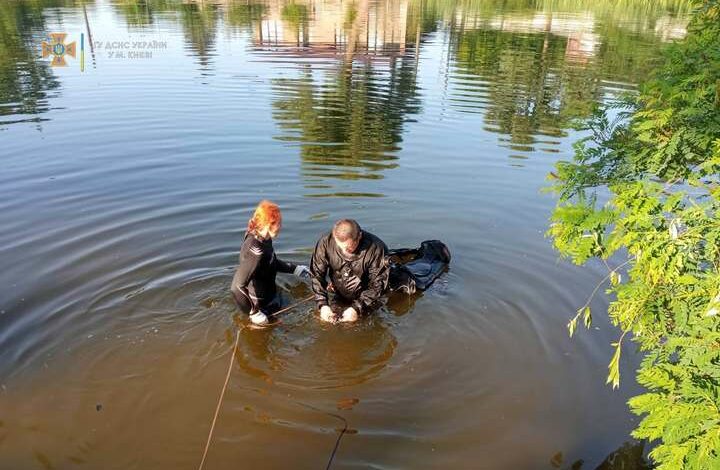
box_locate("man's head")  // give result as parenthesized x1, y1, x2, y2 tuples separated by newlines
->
(333, 219, 362, 256)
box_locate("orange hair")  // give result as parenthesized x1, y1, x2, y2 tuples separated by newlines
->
(247, 200, 282, 234)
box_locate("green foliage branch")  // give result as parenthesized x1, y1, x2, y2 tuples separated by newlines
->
(547, 1, 720, 468)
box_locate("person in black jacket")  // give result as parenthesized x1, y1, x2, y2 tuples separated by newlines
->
(310, 219, 389, 323)
(231, 200, 309, 325)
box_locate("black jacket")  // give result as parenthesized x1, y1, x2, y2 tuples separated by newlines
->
(310, 230, 389, 314)
(231, 231, 296, 312)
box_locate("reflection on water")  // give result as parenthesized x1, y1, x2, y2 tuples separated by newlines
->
(594, 440, 650, 470)
(447, 7, 682, 153)
(235, 314, 398, 389)
(113, 0, 156, 27)
(266, 0, 421, 195)
(0, 0, 690, 468)
(549, 439, 650, 470)
(0, 0, 688, 173)
(0, 2, 63, 127)
(453, 27, 590, 150)
(232, 280, 403, 389)
(179, 3, 219, 71)
(271, 58, 421, 193)
(253, 0, 411, 53)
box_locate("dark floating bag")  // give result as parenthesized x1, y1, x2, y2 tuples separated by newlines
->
(388, 240, 451, 294)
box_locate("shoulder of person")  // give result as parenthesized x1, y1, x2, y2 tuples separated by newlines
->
(316, 231, 333, 248)
(242, 233, 266, 257)
(363, 231, 387, 250)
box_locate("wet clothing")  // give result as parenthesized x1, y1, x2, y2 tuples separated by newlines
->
(387, 240, 452, 293)
(231, 231, 297, 313)
(310, 230, 390, 315)
(232, 290, 284, 317)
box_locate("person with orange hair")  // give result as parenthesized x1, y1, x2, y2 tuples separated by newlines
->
(231, 200, 310, 325)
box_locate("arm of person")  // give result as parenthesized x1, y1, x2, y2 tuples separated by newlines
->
(275, 255, 310, 278)
(310, 236, 331, 310)
(274, 255, 297, 274)
(230, 244, 262, 312)
(352, 246, 389, 315)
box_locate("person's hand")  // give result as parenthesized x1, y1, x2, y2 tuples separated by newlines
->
(340, 307, 358, 323)
(293, 265, 311, 278)
(320, 305, 337, 323)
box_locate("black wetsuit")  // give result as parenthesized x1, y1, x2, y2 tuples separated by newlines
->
(231, 231, 297, 313)
(310, 230, 390, 315)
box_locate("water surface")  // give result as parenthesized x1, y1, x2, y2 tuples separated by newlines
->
(0, 0, 689, 468)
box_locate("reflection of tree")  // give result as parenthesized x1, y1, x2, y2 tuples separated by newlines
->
(281, 2, 310, 46)
(113, 0, 220, 67)
(593, 22, 671, 83)
(554, 439, 650, 469)
(179, 3, 219, 69)
(116, 1, 149, 27)
(0, 1, 65, 127)
(453, 28, 584, 148)
(257, 0, 420, 194)
(450, 16, 678, 150)
(272, 57, 421, 192)
(226, 2, 267, 30)
(594, 440, 650, 470)
(114, 0, 179, 28)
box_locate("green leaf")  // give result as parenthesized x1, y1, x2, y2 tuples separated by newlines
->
(568, 317, 578, 338)
(607, 342, 622, 390)
(583, 306, 592, 329)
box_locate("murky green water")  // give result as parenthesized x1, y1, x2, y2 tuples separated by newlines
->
(0, 0, 689, 468)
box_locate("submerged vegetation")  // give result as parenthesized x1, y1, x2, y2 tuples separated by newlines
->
(548, 1, 720, 468)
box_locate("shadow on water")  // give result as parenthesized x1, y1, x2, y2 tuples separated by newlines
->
(593, 441, 650, 470)
(549, 440, 651, 470)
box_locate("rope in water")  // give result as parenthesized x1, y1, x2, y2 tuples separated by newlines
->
(269, 295, 351, 468)
(197, 294, 315, 470)
(197, 329, 240, 470)
(270, 294, 315, 318)
(267, 294, 350, 469)
(295, 402, 349, 470)
(325, 421, 347, 470)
